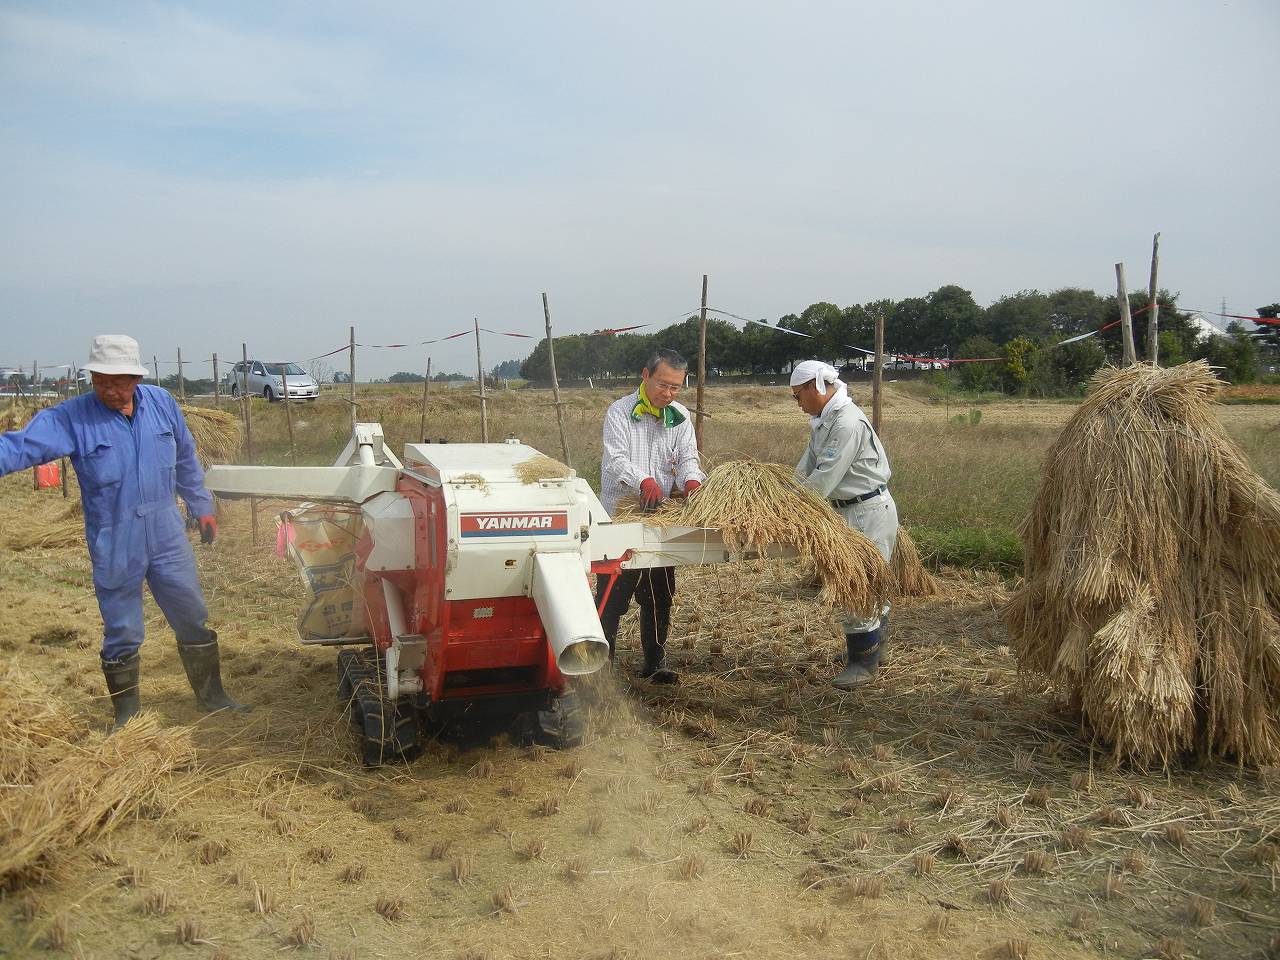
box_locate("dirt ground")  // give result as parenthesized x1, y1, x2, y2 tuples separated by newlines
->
(1, 399, 1279, 960)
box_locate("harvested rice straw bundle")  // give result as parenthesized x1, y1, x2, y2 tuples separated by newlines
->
(0, 663, 82, 785)
(890, 527, 938, 598)
(180, 405, 242, 467)
(515, 454, 572, 484)
(615, 460, 890, 615)
(0, 712, 195, 886)
(3, 493, 85, 551)
(1005, 362, 1280, 766)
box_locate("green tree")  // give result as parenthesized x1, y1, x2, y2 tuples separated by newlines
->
(926, 285, 984, 353)
(1251, 303, 1280, 357)
(955, 336, 1001, 391)
(1028, 339, 1105, 396)
(1002, 336, 1038, 394)
(388, 371, 425, 383)
(1202, 323, 1259, 383)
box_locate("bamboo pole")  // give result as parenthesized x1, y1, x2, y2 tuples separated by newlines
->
(348, 326, 356, 428)
(872, 308, 885, 435)
(212, 354, 220, 409)
(542, 292, 572, 466)
(176, 348, 185, 402)
(695, 274, 708, 450)
(1146, 232, 1161, 365)
(242, 343, 257, 545)
(281, 362, 296, 466)
(418, 356, 432, 441)
(475, 318, 489, 443)
(1115, 262, 1137, 365)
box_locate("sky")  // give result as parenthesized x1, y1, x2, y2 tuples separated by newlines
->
(2, 1, 1277, 380)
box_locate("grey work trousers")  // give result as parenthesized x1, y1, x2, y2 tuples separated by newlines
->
(837, 489, 898, 633)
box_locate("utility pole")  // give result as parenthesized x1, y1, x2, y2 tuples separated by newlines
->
(1115, 262, 1137, 365)
(348, 326, 356, 428)
(177, 347, 186, 402)
(695, 274, 708, 450)
(1146, 233, 1161, 365)
(242, 342, 257, 545)
(475, 318, 489, 443)
(152, 355, 160, 385)
(872, 308, 885, 435)
(542, 292, 572, 466)
(419, 356, 432, 442)
(212, 354, 220, 409)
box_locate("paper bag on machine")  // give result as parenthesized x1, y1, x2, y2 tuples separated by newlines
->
(279, 508, 368, 641)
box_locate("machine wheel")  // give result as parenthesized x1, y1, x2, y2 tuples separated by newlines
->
(337, 648, 422, 766)
(532, 690, 586, 749)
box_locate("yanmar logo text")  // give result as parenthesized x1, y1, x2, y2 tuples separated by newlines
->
(461, 511, 569, 538)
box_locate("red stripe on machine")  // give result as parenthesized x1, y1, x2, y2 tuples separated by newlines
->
(461, 511, 569, 537)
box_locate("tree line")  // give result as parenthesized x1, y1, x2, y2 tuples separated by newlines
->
(518, 285, 1270, 396)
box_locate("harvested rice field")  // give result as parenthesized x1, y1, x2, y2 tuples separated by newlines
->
(2, 388, 1280, 960)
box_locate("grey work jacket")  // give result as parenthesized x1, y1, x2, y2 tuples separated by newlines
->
(796, 401, 891, 501)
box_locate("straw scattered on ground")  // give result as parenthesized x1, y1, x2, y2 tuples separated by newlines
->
(1006, 362, 1280, 766)
(0, 663, 81, 786)
(614, 460, 890, 615)
(0, 707, 195, 887)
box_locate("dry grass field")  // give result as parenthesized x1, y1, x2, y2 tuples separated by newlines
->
(1, 385, 1279, 960)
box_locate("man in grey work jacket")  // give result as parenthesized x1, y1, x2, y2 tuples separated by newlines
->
(597, 347, 705, 683)
(791, 360, 897, 689)
(0, 335, 250, 729)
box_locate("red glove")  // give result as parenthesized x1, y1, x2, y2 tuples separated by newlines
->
(683, 479, 702, 498)
(198, 515, 217, 544)
(638, 477, 663, 508)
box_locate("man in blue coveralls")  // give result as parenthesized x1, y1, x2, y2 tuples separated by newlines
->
(0, 334, 250, 729)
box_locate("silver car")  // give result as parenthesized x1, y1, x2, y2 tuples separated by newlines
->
(225, 360, 320, 402)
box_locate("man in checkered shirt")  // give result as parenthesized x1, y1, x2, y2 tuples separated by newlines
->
(597, 347, 705, 683)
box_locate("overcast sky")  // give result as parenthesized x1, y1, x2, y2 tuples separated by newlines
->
(2, 1, 1276, 380)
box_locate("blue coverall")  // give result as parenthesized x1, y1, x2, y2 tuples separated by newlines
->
(0, 385, 215, 661)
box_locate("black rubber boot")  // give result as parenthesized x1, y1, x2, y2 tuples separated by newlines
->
(177, 634, 251, 713)
(101, 652, 142, 732)
(832, 627, 883, 690)
(639, 610, 677, 685)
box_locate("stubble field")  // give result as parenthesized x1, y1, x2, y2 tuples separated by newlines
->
(1, 384, 1278, 960)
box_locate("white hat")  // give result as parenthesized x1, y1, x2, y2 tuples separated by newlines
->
(790, 359, 841, 395)
(83, 335, 150, 377)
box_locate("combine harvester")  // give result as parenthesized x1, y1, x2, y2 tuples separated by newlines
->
(205, 424, 788, 765)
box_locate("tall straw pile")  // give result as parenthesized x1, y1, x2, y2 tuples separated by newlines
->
(180, 405, 242, 467)
(1005, 362, 1280, 766)
(0, 684, 195, 886)
(615, 461, 891, 615)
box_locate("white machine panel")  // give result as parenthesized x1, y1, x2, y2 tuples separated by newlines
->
(362, 492, 417, 571)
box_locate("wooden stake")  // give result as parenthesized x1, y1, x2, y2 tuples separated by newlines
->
(542, 292, 572, 466)
(61, 456, 68, 498)
(418, 356, 432, 441)
(348, 326, 356, 428)
(177, 348, 185, 403)
(695, 274, 708, 450)
(212, 353, 220, 409)
(1115, 262, 1137, 365)
(281, 362, 297, 466)
(242, 343, 257, 545)
(872, 307, 885, 435)
(475, 318, 489, 443)
(1147, 233, 1161, 365)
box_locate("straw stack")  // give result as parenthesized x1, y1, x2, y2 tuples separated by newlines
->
(180, 405, 242, 467)
(890, 527, 938, 599)
(0, 704, 195, 886)
(616, 460, 891, 616)
(1005, 362, 1280, 766)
